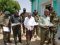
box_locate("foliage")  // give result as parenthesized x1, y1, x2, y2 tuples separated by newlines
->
(0, 0, 20, 14)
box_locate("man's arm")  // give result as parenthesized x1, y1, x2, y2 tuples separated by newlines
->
(20, 13, 24, 23)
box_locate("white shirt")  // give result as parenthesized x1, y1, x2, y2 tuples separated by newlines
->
(39, 16, 53, 27)
(24, 16, 38, 30)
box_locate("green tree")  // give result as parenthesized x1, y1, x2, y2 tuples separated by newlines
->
(0, 0, 20, 14)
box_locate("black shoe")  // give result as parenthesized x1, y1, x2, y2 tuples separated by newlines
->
(7, 40, 12, 43)
(19, 40, 22, 43)
(48, 39, 51, 43)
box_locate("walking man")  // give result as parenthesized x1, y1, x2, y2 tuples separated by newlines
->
(33, 10, 40, 40)
(0, 11, 11, 45)
(10, 11, 22, 45)
(20, 8, 28, 35)
(24, 13, 38, 45)
(39, 9, 50, 45)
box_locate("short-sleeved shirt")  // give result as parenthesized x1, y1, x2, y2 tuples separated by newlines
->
(20, 12, 28, 23)
(0, 14, 10, 26)
(34, 15, 39, 22)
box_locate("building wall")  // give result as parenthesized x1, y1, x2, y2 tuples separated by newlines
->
(57, 0, 60, 16)
(40, 0, 49, 4)
(53, 0, 57, 13)
(53, 0, 60, 16)
(31, 0, 39, 13)
(31, 0, 51, 15)
(31, 0, 60, 16)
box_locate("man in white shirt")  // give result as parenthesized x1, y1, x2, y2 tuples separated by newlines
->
(24, 13, 38, 45)
(39, 9, 50, 45)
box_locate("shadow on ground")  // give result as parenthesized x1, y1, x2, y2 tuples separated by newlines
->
(0, 39, 40, 45)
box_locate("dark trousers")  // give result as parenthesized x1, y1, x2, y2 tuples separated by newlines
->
(26, 30, 32, 45)
(12, 25, 21, 43)
(23, 24, 26, 33)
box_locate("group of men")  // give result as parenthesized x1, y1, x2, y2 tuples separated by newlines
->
(0, 4, 58, 45)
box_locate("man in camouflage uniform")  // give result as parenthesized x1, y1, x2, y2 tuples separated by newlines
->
(0, 11, 11, 44)
(20, 8, 28, 35)
(39, 9, 50, 45)
(32, 10, 40, 39)
(50, 11, 58, 43)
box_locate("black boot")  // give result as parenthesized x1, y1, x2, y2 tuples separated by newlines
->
(19, 40, 22, 43)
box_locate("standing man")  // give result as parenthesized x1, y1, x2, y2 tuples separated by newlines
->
(33, 10, 40, 39)
(20, 8, 28, 35)
(4, 11, 11, 43)
(10, 11, 22, 45)
(0, 11, 11, 45)
(24, 13, 38, 45)
(39, 9, 50, 45)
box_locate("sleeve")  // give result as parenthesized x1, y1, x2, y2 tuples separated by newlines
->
(8, 17, 11, 29)
(38, 17, 45, 26)
(39, 17, 42, 24)
(32, 17, 35, 22)
(19, 15, 23, 23)
(10, 16, 12, 22)
(20, 13, 24, 23)
(30, 17, 38, 26)
(47, 17, 50, 21)
(10, 16, 14, 23)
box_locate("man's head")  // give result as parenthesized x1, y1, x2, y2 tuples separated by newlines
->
(34, 10, 36, 12)
(23, 8, 26, 13)
(44, 9, 50, 16)
(14, 11, 19, 16)
(33, 10, 38, 15)
(28, 13, 32, 18)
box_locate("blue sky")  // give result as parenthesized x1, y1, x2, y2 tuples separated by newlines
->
(17, 0, 31, 13)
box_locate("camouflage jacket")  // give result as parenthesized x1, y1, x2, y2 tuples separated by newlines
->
(34, 15, 39, 22)
(20, 12, 28, 23)
(0, 14, 10, 26)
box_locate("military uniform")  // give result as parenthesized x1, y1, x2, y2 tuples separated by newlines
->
(50, 11, 58, 38)
(1, 14, 11, 43)
(33, 15, 39, 36)
(50, 13, 58, 45)
(20, 12, 28, 34)
(39, 16, 50, 45)
(10, 15, 22, 45)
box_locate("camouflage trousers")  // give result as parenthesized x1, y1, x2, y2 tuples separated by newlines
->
(40, 27, 49, 45)
(26, 30, 33, 45)
(32, 25, 39, 36)
(3, 31, 11, 43)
